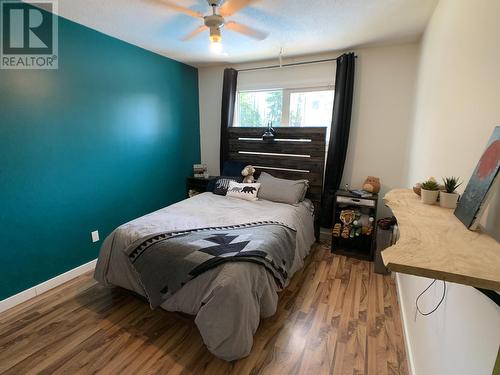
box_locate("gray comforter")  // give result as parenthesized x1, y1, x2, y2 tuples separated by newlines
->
(94, 193, 315, 361)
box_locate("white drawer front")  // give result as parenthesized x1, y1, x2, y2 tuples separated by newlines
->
(336, 196, 376, 207)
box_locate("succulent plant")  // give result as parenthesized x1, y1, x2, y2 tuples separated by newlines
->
(421, 179, 440, 191)
(443, 176, 462, 193)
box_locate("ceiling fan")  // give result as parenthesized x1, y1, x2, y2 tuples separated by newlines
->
(162, 0, 268, 48)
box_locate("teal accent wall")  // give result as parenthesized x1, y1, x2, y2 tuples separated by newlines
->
(0, 15, 200, 300)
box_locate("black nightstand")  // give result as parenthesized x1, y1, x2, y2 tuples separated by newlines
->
(186, 176, 215, 197)
(331, 190, 378, 261)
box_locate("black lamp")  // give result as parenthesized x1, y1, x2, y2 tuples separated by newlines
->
(262, 121, 275, 141)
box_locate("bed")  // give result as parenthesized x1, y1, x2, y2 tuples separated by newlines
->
(94, 127, 327, 361)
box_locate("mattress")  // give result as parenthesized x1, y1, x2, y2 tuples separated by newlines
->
(94, 192, 315, 360)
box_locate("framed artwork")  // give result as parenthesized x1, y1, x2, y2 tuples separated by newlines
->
(454, 126, 500, 229)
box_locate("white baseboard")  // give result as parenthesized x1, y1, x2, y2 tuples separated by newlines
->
(0, 259, 97, 314)
(395, 272, 416, 375)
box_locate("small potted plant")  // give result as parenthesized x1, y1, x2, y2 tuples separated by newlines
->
(440, 176, 462, 209)
(421, 178, 440, 204)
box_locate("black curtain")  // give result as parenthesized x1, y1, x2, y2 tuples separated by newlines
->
(320, 53, 356, 227)
(219, 68, 238, 173)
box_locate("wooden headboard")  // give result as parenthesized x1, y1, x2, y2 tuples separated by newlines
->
(226, 126, 327, 234)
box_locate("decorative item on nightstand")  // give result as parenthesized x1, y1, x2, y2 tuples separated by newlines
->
(331, 190, 378, 261)
(362, 176, 381, 194)
(193, 163, 209, 179)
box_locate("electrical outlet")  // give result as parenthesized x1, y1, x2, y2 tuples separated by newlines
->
(91, 230, 100, 243)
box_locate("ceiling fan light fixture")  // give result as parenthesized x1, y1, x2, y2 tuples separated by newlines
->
(209, 27, 222, 43)
(209, 40, 223, 54)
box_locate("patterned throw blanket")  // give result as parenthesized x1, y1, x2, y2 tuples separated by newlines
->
(125, 221, 296, 308)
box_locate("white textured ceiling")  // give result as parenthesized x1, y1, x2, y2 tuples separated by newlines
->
(55, 0, 437, 67)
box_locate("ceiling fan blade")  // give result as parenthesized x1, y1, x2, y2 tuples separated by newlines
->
(181, 25, 208, 41)
(219, 0, 256, 17)
(161, 1, 203, 18)
(225, 21, 268, 40)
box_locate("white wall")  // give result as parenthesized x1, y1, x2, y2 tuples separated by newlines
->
(198, 64, 224, 175)
(198, 44, 419, 216)
(400, 0, 500, 374)
(343, 44, 418, 215)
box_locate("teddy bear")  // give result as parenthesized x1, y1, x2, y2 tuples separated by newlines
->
(241, 165, 256, 183)
(362, 176, 381, 194)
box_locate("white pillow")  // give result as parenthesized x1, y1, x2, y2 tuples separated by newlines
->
(226, 181, 261, 201)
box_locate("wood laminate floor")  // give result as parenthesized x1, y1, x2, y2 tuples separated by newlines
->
(0, 242, 408, 375)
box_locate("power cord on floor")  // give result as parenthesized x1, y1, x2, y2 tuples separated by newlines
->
(415, 279, 447, 316)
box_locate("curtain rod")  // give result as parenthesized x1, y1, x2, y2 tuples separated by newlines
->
(236, 55, 357, 73)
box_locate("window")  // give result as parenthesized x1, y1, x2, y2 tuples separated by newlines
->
(237, 90, 283, 127)
(235, 87, 334, 128)
(289, 90, 334, 127)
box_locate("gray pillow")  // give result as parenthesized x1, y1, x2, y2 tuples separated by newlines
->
(257, 172, 309, 204)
